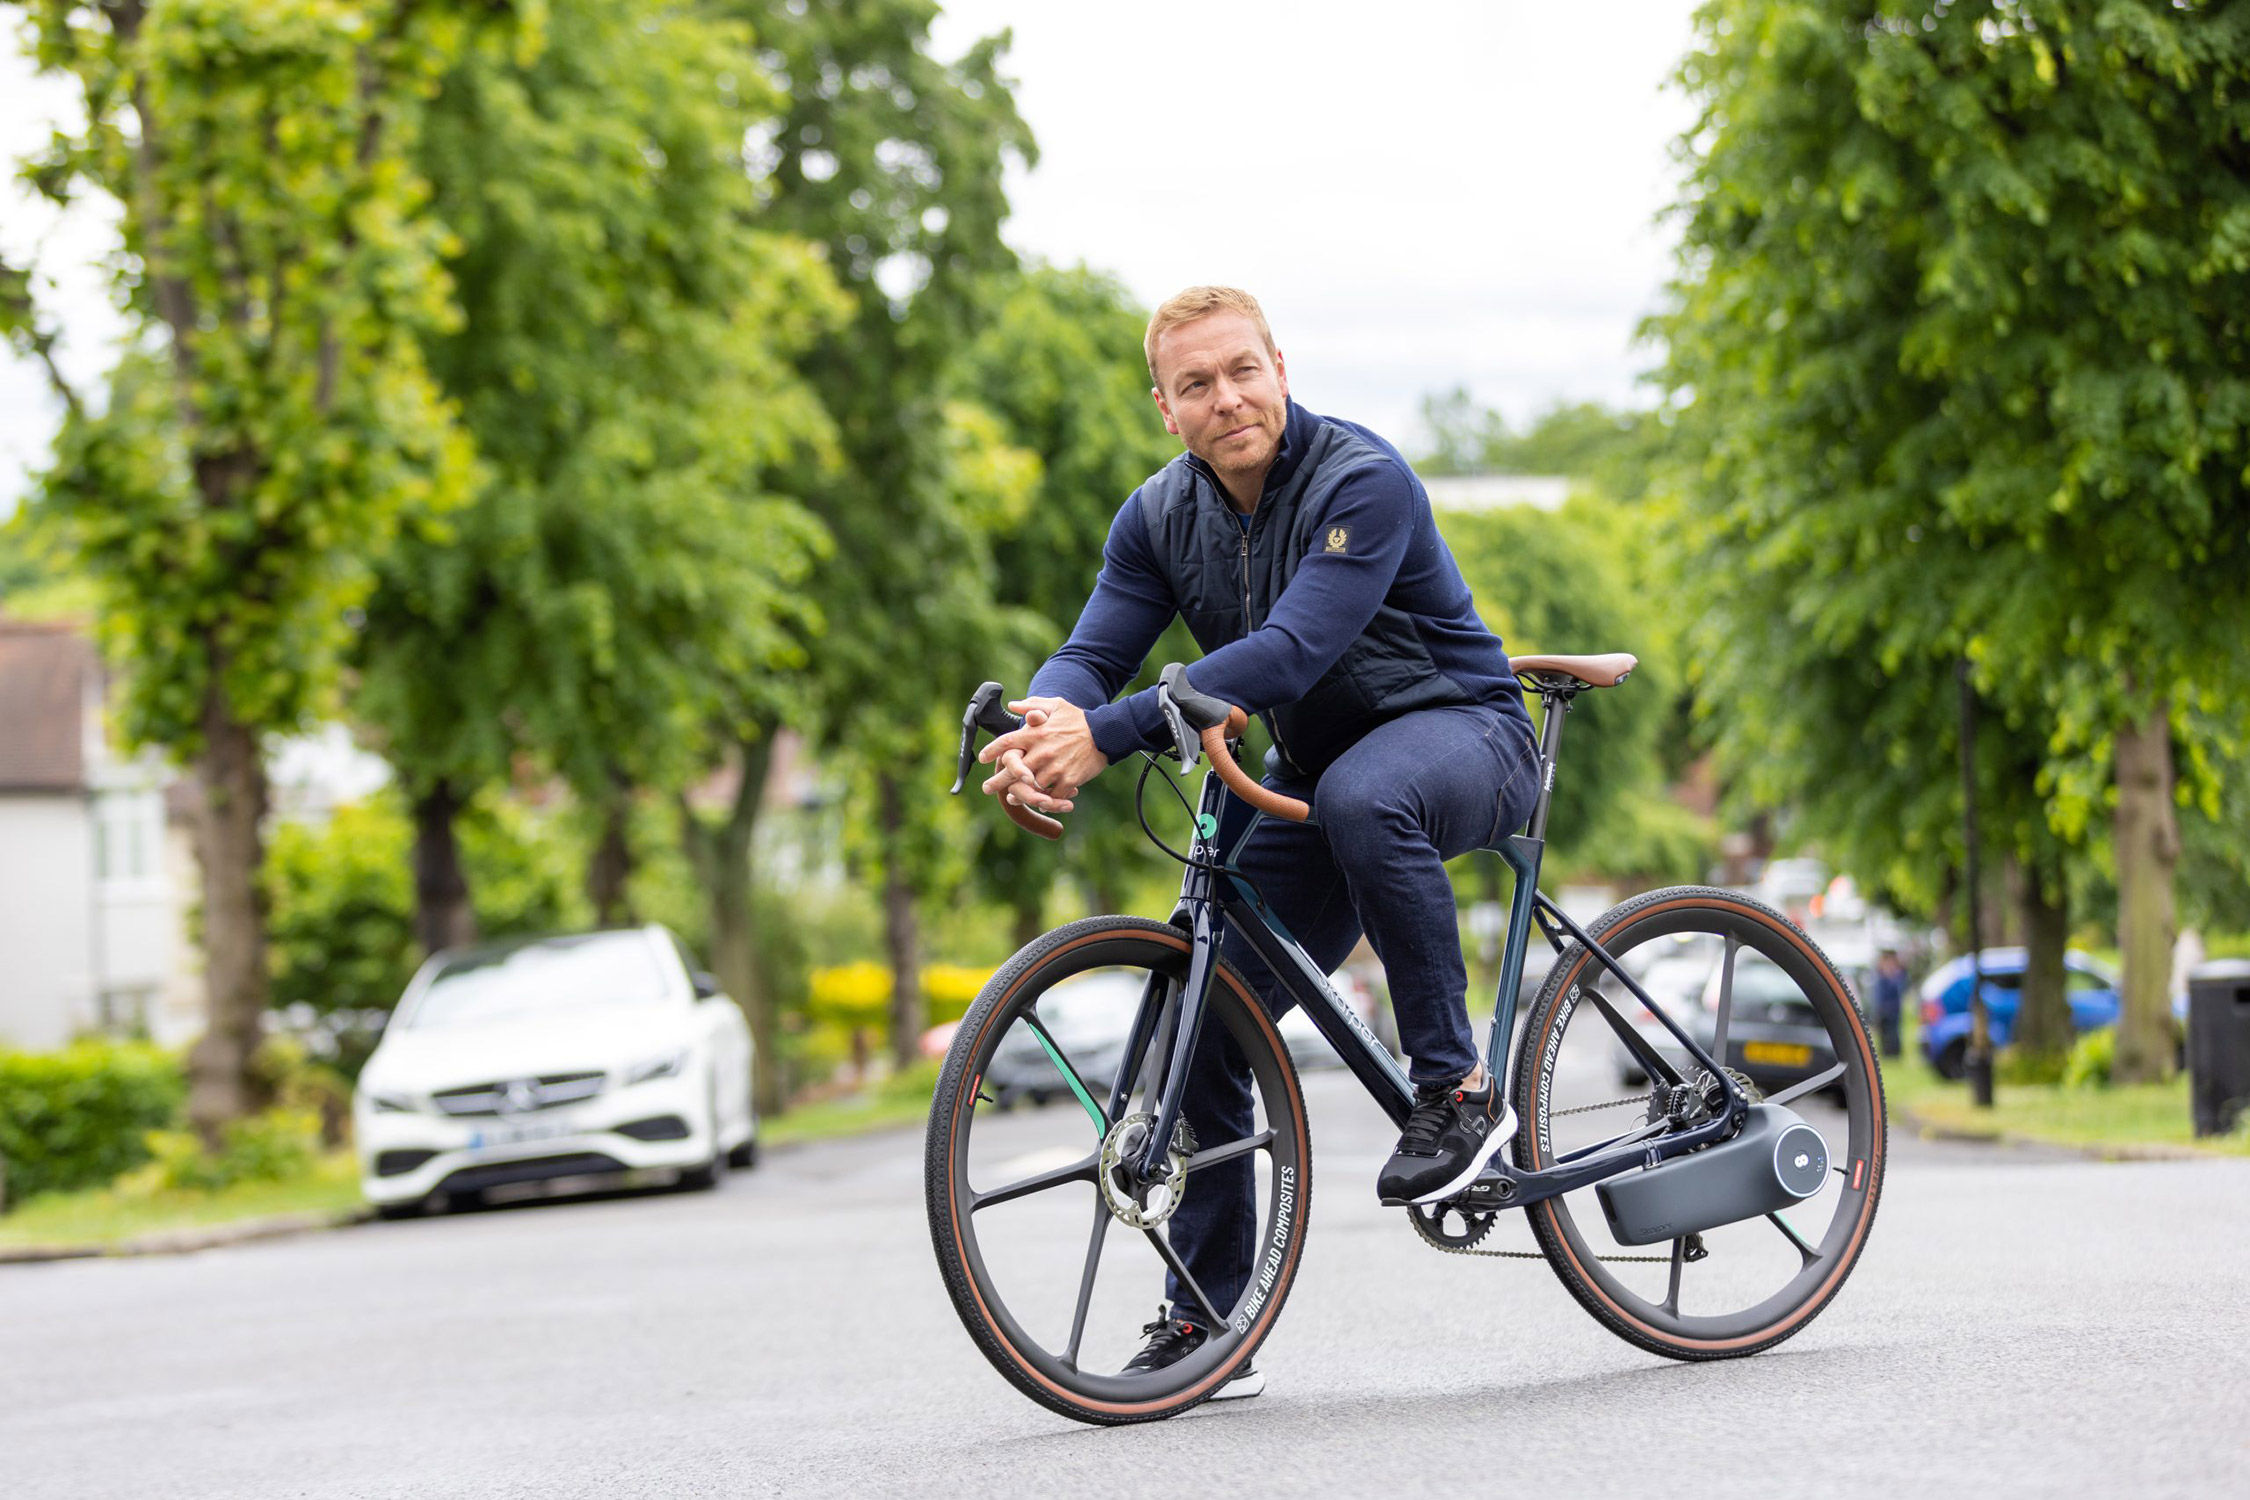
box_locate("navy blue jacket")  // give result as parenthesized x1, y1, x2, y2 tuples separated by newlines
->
(1028, 400, 1530, 778)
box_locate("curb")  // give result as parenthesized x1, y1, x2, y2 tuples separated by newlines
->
(0, 1206, 372, 1266)
(1894, 1105, 2214, 1163)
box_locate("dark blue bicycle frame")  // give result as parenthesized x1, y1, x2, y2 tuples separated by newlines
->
(1127, 692, 1750, 1206)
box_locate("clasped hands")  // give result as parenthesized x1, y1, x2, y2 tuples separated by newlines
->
(977, 696, 1109, 819)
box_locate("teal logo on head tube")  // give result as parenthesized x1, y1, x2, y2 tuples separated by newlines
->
(1196, 812, 1218, 840)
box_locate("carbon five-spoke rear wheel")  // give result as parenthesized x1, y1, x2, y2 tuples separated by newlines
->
(925, 916, 1310, 1425)
(1512, 886, 1886, 1361)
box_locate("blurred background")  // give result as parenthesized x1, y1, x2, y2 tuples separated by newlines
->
(0, 0, 2245, 1240)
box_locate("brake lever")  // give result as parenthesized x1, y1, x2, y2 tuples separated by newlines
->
(1155, 687, 1201, 773)
(950, 681, 1027, 794)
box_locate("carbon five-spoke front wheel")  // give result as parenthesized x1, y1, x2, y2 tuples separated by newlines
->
(1512, 886, 1886, 1362)
(925, 916, 1311, 1425)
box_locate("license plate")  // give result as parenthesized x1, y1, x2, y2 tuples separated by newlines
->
(469, 1115, 581, 1150)
(1742, 1041, 1813, 1068)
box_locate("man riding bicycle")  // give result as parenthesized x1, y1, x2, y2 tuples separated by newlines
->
(978, 286, 1541, 1394)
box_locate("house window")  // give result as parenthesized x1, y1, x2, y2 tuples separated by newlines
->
(95, 791, 163, 887)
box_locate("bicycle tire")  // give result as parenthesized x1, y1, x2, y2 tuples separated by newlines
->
(1511, 885, 1886, 1362)
(925, 915, 1311, 1425)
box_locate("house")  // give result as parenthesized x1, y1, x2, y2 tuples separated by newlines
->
(0, 617, 200, 1050)
(1422, 474, 1573, 513)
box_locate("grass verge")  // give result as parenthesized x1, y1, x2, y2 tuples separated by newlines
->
(764, 1060, 939, 1148)
(0, 1152, 365, 1251)
(763, 1093, 932, 1148)
(1, 1073, 944, 1256)
(1883, 1048, 2249, 1157)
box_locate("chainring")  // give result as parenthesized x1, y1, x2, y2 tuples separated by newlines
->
(1407, 1201, 1498, 1251)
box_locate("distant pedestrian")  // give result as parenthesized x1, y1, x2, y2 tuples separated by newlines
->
(1872, 949, 1908, 1059)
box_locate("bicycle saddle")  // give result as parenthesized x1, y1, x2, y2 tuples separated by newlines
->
(1509, 652, 1638, 689)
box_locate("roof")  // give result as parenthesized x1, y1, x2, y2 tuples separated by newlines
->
(0, 618, 99, 792)
(1423, 474, 1573, 513)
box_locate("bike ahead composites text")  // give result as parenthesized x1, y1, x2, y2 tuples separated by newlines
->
(924, 654, 1886, 1425)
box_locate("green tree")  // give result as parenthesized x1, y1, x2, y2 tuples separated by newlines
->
(1438, 497, 1708, 885)
(740, 0, 1038, 1066)
(352, 0, 841, 965)
(4, 0, 480, 1137)
(1417, 389, 1661, 491)
(1658, 0, 2250, 1082)
(948, 263, 1193, 939)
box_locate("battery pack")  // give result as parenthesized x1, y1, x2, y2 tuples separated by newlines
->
(1596, 1102, 1829, 1247)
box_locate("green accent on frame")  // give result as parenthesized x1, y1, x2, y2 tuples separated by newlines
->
(1196, 812, 1218, 840)
(1029, 1018, 1108, 1137)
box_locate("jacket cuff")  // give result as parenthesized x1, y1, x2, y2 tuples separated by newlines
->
(1087, 695, 1158, 763)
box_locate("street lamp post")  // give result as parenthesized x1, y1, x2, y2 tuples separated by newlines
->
(1957, 659, 1995, 1108)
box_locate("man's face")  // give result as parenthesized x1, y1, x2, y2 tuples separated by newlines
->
(1150, 312, 1289, 487)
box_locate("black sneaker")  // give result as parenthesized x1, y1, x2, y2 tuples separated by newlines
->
(1376, 1069, 1518, 1207)
(1120, 1310, 1264, 1400)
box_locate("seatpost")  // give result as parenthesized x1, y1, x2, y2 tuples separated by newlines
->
(1525, 691, 1572, 842)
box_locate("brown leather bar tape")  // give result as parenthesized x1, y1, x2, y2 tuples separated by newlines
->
(1002, 797, 1064, 840)
(1200, 724, 1310, 822)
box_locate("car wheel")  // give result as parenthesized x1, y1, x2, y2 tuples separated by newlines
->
(727, 1132, 760, 1170)
(374, 1199, 427, 1221)
(678, 1073, 726, 1190)
(1933, 1036, 1968, 1081)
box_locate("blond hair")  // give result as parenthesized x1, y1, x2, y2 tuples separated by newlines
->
(1144, 285, 1276, 385)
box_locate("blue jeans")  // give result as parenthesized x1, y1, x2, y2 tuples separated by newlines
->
(1164, 703, 1541, 1324)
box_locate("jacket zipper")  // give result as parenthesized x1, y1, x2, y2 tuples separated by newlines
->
(1236, 506, 1302, 778)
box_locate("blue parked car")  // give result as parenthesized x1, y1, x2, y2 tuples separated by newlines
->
(1917, 948, 2119, 1077)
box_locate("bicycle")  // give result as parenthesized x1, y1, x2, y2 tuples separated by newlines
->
(925, 655, 1886, 1425)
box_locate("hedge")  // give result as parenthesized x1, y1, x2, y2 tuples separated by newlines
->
(0, 1040, 185, 1206)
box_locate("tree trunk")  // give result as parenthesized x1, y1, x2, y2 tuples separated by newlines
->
(1996, 853, 2023, 947)
(411, 778, 478, 956)
(586, 774, 636, 927)
(1011, 893, 1044, 953)
(688, 731, 784, 1115)
(1086, 873, 1121, 920)
(878, 771, 923, 1070)
(2112, 703, 2180, 1083)
(185, 682, 273, 1144)
(2013, 866, 2072, 1068)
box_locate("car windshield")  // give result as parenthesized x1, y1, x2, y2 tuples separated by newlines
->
(1033, 972, 1144, 1042)
(1719, 955, 1806, 1008)
(405, 933, 672, 1030)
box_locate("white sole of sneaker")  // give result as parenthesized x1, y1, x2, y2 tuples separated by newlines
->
(1402, 1105, 1519, 1207)
(1210, 1368, 1264, 1400)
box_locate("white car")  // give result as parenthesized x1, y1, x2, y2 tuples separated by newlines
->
(354, 926, 757, 1216)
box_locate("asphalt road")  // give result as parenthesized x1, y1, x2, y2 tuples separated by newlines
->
(5, 1069, 2246, 1500)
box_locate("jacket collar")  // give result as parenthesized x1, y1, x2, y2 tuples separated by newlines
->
(1183, 399, 1313, 512)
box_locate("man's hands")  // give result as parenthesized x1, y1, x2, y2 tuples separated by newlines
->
(978, 696, 1109, 818)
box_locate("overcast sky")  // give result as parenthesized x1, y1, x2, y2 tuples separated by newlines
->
(1, 1, 1699, 510)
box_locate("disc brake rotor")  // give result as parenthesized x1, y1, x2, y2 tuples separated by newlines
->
(1097, 1111, 1195, 1229)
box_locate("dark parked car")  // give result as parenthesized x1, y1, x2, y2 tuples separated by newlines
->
(1612, 940, 1840, 1100)
(983, 969, 1142, 1107)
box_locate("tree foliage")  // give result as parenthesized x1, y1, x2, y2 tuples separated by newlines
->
(947, 263, 1196, 925)
(1419, 390, 1662, 490)
(6, 0, 494, 1135)
(739, 0, 1039, 1061)
(11, 0, 477, 749)
(354, 0, 842, 850)
(1439, 496, 1709, 883)
(1658, 0, 2250, 1077)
